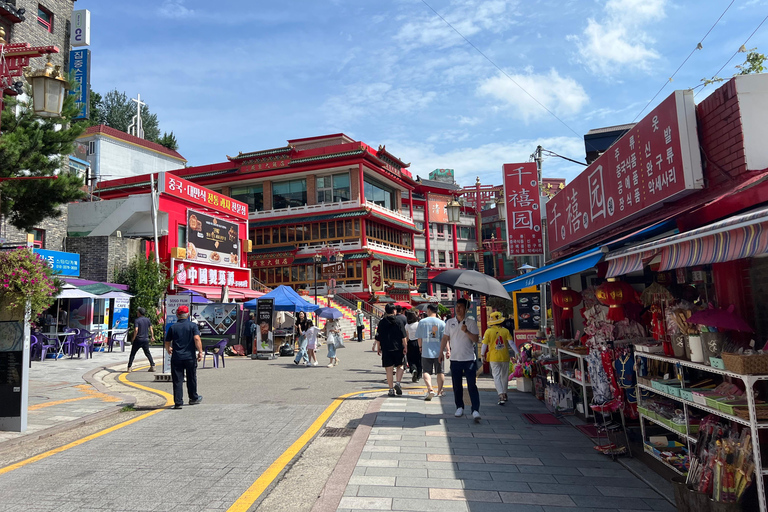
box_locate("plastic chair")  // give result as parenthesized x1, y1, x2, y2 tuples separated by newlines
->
(203, 339, 228, 368)
(108, 331, 127, 352)
(36, 333, 58, 361)
(61, 329, 78, 357)
(29, 335, 40, 361)
(74, 333, 95, 359)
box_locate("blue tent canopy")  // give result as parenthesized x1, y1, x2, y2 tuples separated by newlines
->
(243, 285, 319, 312)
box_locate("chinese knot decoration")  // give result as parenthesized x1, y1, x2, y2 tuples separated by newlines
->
(595, 279, 636, 322)
(553, 287, 582, 320)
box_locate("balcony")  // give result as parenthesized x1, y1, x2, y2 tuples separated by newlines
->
(365, 200, 415, 225)
(366, 240, 416, 258)
(250, 199, 360, 220)
(295, 240, 362, 255)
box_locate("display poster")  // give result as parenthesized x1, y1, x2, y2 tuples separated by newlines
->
(164, 295, 191, 373)
(172, 260, 250, 289)
(0, 321, 24, 418)
(186, 210, 240, 268)
(369, 260, 383, 292)
(503, 163, 543, 256)
(427, 193, 451, 224)
(191, 303, 238, 339)
(546, 90, 703, 252)
(112, 297, 130, 331)
(68, 298, 92, 330)
(513, 292, 541, 330)
(514, 330, 538, 351)
(255, 298, 274, 356)
(90, 299, 108, 349)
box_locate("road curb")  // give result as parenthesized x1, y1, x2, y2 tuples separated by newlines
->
(310, 395, 385, 512)
(0, 361, 141, 455)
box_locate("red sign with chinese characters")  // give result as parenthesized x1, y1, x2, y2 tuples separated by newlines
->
(502, 163, 543, 256)
(249, 255, 294, 268)
(427, 193, 450, 224)
(158, 172, 249, 220)
(172, 260, 251, 289)
(547, 90, 703, 252)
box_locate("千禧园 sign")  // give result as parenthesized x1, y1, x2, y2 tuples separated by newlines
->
(68, 49, 90, 120)
(172, 261, 251, 289)
(33, 249, 80, 277)
(186, 210, 240, 267)
(502, 163, 543, 256)
(158, 172, 248, 220)
(369, 260, 383, 292)
(546, 90, 703, 252)
(427, 193, 451, 224)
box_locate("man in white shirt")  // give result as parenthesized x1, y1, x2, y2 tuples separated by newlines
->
(440, 298, 481, 422)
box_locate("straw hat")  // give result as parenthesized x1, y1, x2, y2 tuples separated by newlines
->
(488, 311, 505, 326)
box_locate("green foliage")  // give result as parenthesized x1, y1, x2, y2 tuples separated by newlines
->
(159, 131, 179, 151)
(437, 304, 450, 317)
(701, 47, 766, 87)
(93, 89, 162, 143)
(0, 248, 62, 318)
(0, 80, 87, 231)
(113, 253, 170, 333)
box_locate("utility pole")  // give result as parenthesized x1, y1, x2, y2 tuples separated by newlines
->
(534, 146, 547, 338)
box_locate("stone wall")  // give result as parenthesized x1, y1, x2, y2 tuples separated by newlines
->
(9, 1, 75, 71)
(64, 236, 142, 282)
(1, 205, 68, 250)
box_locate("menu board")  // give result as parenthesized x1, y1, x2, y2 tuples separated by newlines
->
(186, 210, 240, 268)
(191, 303, 238, 339)
(514, 292, 541, 330)
(256, 298, 274, 356)
(0, 321, 24, 418)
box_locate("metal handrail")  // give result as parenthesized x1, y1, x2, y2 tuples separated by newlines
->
(333, 285, 385, 319)
(251, 278, 272, 293)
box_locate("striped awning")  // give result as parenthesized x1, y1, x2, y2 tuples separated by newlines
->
(605, 205, 768, 275)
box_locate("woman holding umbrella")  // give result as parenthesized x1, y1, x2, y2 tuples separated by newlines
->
(319, 307, 343, 367)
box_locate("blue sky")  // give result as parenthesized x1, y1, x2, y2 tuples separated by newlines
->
(78, 0, 768, 187)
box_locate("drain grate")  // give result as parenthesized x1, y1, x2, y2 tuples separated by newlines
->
(321, 427, 355, 438)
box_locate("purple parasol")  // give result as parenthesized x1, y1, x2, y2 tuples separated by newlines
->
(687, 304, 754, 332)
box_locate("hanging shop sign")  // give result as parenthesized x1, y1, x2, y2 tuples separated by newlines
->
(186, 210, 240, 267)
(369, 260, 383, 292)
(68, 49, 90, 120)
(158, 172, 249, 220)
(322, 261, 346, 278)
(71, 9, 91, 47)
(502, 162, 543, 256)
(172, 260, 251, 289)
(547, 90, 703, 252)
(427, 193, 450, 224)
(33, 249, 80, 277)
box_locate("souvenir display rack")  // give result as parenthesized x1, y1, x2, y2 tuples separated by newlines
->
(557, 347, 593, 418)
(635, 351, 768, 511)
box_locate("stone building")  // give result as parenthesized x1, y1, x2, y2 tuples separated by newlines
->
(0, 0, 76, 70)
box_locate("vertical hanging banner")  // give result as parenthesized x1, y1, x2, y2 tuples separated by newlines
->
(369, 260, 383, 292)
(427, 193, 450, 224)
(502, 163, 543, 256)
(68, 49, 90, 120)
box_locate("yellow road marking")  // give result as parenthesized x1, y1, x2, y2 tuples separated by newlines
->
(28, 383, 124, 411)
(227, 386, 425, 512)
(118, 368, 174, 405)
(0, 366, 173, 477)
(28, 396, 92, 411)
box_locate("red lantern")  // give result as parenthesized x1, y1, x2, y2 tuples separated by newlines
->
(596, 279, 636, 321)
(553, 287, 582, 320)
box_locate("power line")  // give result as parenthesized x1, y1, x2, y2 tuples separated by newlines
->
(541, 149, 587, 167)
(697, 13, 768, 96)
(632, 0, 735, 122)
(419, 0, 589, 146)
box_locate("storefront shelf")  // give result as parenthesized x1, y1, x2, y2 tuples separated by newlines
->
(639, 413, 697, 443)
(636, 352, 768, 385)
(638, 383, 755, 427)
(644, 449, 686, 476)
(561, 373, 591, 387)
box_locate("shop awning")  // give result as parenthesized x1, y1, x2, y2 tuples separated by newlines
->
(56, 285, 100, 300)
(606, 205, 768, 274)
(502, 247, 607, 292)
(177, 285, 264, 300)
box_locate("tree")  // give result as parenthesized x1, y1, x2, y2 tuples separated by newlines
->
(92, 89, 162, 143)
(159, 131, 179, 151)
(0, 81, 87, 231)
(114, 253, 171, 339)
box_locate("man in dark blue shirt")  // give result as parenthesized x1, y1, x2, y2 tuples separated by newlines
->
(127, 307, 155, 373)
(164, 305, 203, 409)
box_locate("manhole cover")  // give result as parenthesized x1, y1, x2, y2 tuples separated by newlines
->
(321, 427, 355, 438)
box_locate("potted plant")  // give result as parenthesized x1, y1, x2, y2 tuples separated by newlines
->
(0, 248, 61, 321)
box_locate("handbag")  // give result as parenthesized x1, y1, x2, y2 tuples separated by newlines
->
(333, 333, 346, 349)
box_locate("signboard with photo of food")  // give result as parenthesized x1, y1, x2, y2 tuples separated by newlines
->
(186, 210, 240, 268)
(513, 291, 540, 331)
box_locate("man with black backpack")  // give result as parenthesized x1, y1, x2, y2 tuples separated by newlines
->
(375, 304, 408, 397)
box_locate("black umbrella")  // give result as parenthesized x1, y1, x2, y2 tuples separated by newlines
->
(431, 269, 512, 301)
(414, 303, 435, 312)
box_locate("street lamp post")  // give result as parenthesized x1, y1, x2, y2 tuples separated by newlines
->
(482, 234, 506, 278)
(313, 253, 322, 304)
(314, 244, 344, 304)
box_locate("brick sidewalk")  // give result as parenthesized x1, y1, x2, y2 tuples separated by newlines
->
(331, 388, 675, 512)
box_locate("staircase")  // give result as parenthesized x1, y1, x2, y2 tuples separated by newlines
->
(314, 296, 371, 340)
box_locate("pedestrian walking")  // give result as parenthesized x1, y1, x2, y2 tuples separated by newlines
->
(481, 312, 517, 405)
(164, 305, 203, 409)
(441, 298, 481, 422)
(405, 311, 421, 383)
(394, 305, 407, 326)
(355, 308, 365, 342)
(294, 311, 311, 365)
(324, 317, 341, 367)
(243, 313, 255, 356)
(375, 304, 407, 397)
(126, 307, 156, 373)
(305, 321, 320, 366)
(417, 304, 445, 400)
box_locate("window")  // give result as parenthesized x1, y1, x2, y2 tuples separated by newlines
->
(37, 5, 53, 32)
(364, 177, 395, 210)
(30, 228, 45, 248)
(459, 226, 476, 240)
(438, 251, 446, 266)
(416, 250, 426, 263)
(232, 184, 264, 212)
(177, 225, 186, 247)
(415, 221, 424, 232)
(317, 173, 350, 203)
(87, 141, 96, 155)
(273, 179, 306, 209)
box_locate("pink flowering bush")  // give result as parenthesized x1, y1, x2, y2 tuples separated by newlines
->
(0, 248, 62, 317)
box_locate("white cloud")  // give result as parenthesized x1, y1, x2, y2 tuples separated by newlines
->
(396, 0, 519, 51)
(158, 1, 195, 19)
(322, 83, 437, 126)
(477, 69, 589, 122)
(570, 0, 666, 75)
(385, 136, 587, 187)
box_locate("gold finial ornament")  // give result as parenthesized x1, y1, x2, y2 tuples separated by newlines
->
(0, 27, 5, 45)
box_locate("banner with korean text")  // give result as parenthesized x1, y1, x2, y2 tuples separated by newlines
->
(158, 172, 248, 220)
(502, 163, 543, 256)
(546, 90, 703, 253)
(369, 260, 383, 292)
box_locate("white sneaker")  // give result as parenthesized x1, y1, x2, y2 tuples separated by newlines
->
(425, 391, 435, 401)
(454, 407, 464, 417)
(473, 410, 481, 423)
(327, 363, 334, 368)
(312, 361, 318, 366)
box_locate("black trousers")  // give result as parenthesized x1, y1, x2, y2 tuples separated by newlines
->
(128, 339, 154, 368)
(357, 326, 364, 342)
(171, 358, 199, 406)
(406, 340, 422, 375)
(244, 337, 253, 355)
